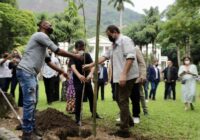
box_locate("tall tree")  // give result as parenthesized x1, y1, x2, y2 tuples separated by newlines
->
(158, 1, 200, 66)
(51, 0, 84, 44)
(108, 0, 134, 29)
(0, 3, 36, 53)
(143, 7, 161, 57)
(0, 0, 17, 7)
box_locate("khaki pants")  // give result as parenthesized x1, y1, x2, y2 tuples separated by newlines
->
(116, 79, 135, 131)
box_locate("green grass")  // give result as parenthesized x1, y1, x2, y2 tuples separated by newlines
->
(15, 81, 200, 140)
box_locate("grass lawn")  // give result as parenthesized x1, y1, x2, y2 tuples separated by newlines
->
(15, 81, 200, 140)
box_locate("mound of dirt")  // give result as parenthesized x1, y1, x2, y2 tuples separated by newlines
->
(36, 108, 78, 132)
(35, 108, 92, 139)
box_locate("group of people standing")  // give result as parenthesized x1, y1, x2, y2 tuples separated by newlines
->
(0, 50, 23, 107)
(144, 56, 198, 112)
(0, 19, 199, 140)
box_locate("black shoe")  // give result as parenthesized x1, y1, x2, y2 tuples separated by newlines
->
(144, 112, 149, 116)
(47, 102, 52, 105)
(115, 123, 120, 126)
(129, 121, 134, 127)
(15, 124, 22, 130)
(190, 103, 194, 110)
(116, 122, 134, 128)
(110, 130, 130, 138)
(91, 113, 103, 119)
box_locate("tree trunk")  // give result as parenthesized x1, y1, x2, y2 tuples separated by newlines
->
(139, 45, 142, 51)
(119, 10, 123, 30)
(152, 42, 155, 58)
(146, 44, 148, 66)
(176, 44, 181, 67)
(93, 0, 101, 137)
(79, 0, 87, 38)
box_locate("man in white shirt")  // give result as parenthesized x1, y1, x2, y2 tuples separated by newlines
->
(83, 25, 139, 138)
(41, 50, 60, 104)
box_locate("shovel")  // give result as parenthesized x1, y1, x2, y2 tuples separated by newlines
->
(0, 88, 23, 125)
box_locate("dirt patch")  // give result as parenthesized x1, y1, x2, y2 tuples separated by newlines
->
(0, 108, 156, 140)
(35, 108, 92, 139)
(36, 108, 78, 131)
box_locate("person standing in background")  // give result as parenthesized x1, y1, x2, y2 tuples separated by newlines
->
(178, 56, 198, 111)
(163, 60, 178, 100)
(53, 55, 61, 101)
(0, 52, 12, 92)
(148, 59, 160, 100)
(97, 63, 108, 101)
(130, 47, 148, 124)
(8, 50, 23, 107)
(41, 50, 61, 105)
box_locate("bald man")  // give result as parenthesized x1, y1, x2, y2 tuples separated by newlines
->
(16, 20, 81, 140)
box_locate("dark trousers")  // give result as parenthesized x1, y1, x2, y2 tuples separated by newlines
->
(10, 75, 23, 107)
(74, 83, 93, 122)
(53, 75, 60, 101)
(115, 79, 135, 131)
(0, 78, 11, 92)
(97, 79, 105, 100)
(149, 80, 159, 100)
(10, 75, 18, 97)
(143, 81, 149, 100)
(164, 82, 176, 100)
(130, 83, 140, 118)
(111, 80, 116, 101)
(43, 76, 55, 104)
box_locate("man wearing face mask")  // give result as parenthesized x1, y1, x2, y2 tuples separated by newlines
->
(83, 25, 139, 138)
(148, 59, 160, 100)
(41, 50, 60, 105)
(16, 20, 81, 140)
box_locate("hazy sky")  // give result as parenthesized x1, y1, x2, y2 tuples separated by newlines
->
(125, 0, 175, 14)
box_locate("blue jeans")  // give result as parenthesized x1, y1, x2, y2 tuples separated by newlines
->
(16, 69, 38, 133)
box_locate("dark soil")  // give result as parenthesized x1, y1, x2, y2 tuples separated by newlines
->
(35, 108, 92, 139)
(36, 108, 78, 132)
(0, 108, 156, 140)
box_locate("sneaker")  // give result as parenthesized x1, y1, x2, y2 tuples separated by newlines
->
(145, 100, 149, 103)
(116, 118, 120, 122)
(110, 130, 130, 138)
(133, 117, 140, 124)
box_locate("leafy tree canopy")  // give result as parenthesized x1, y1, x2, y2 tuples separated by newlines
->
(0, 3, 36, 53)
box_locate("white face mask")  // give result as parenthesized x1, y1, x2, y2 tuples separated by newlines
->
(184, 60, 190, 65)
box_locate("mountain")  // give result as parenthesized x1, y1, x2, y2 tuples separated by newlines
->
(17, 0, 142, 37)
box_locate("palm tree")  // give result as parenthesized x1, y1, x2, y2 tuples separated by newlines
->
(108, 0, 134, 30)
